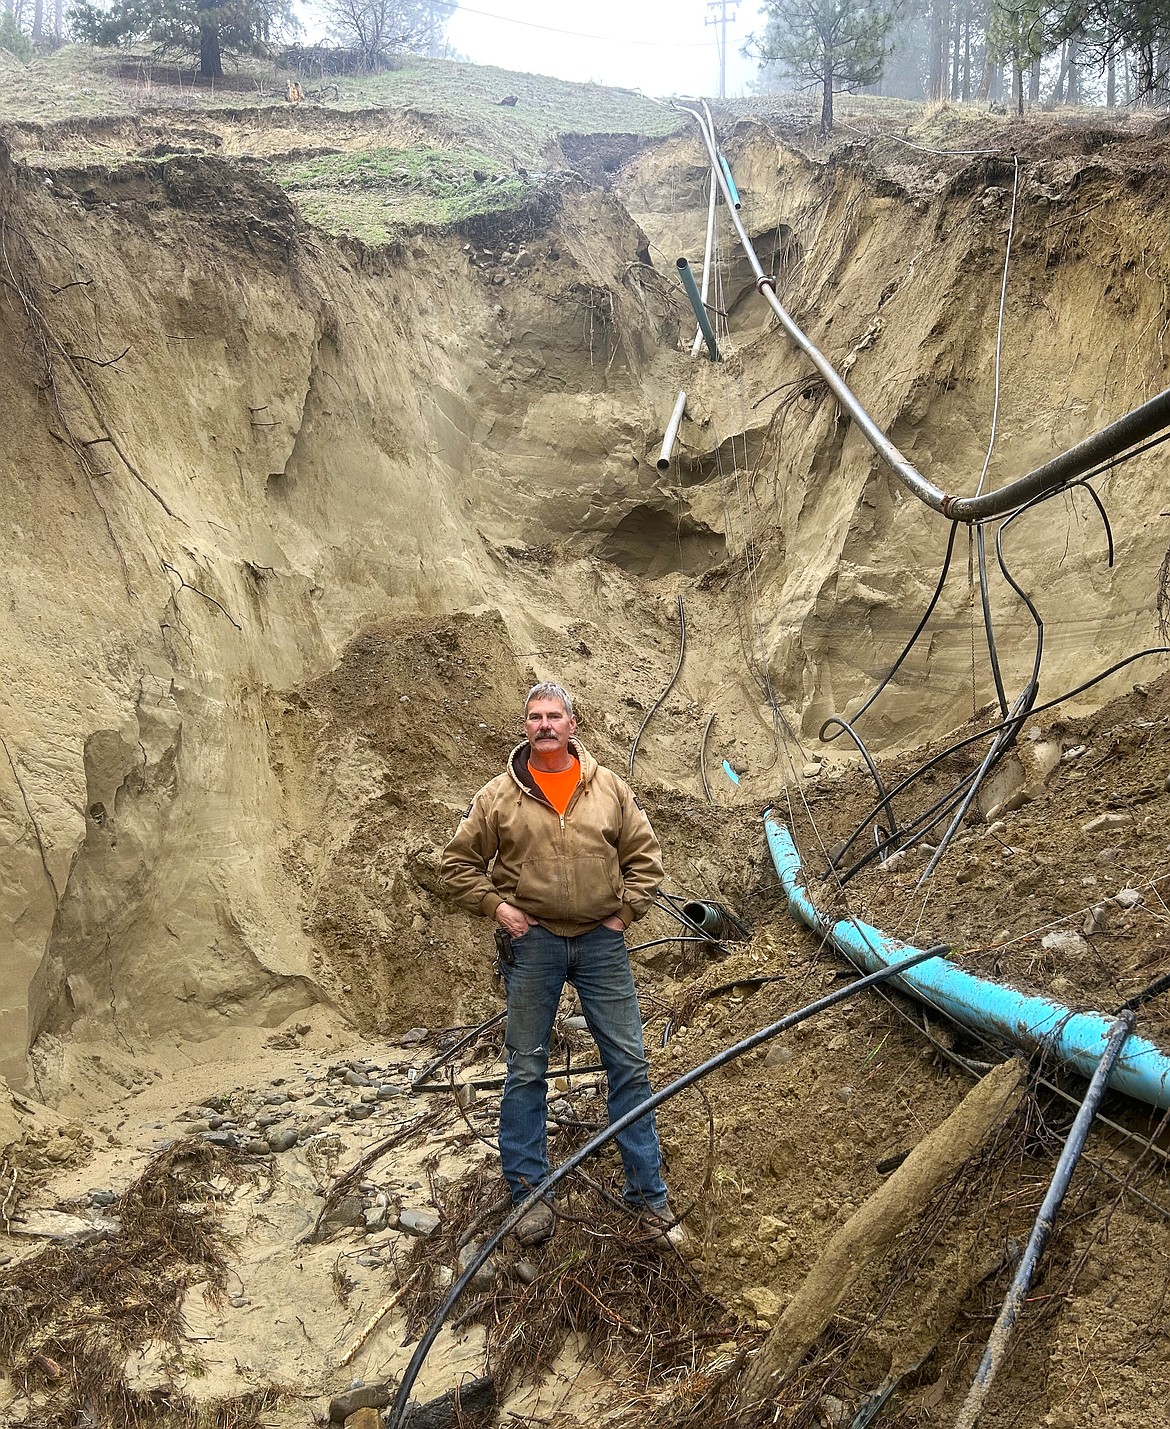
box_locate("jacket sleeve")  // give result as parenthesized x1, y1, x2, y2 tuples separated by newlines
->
(440, 787, 504, 921)
(614, 780, 664, 927)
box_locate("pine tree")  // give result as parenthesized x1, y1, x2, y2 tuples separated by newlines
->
(71, 0, 294, 77)
(749, 0, 901, 132)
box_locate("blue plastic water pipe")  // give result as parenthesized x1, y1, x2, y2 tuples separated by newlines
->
(717, 150, 741, 208)
(764, 813, 1170, 1109)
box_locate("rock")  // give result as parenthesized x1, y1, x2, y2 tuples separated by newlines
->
(1082, 812, 1134, 833)
(264, 1092, 288, 1105)
(344, 1070, 371, 1088)
(244, 1138, 270, 1156)
(323, 1196, 366, 1231)
(1041, 930, 1090, 957)
(513, 1260, 538, 1285)
(343, 1407, 381, 1429)
(1061, 745, 1087, 763)
(363, 1205, 388, 1233)
(267, 1129, 299, 1153)
(454, 1081, 476, 1110)
(802, 763, 821, 780)
(765, 1044, 792, 1066)
(1083, 903, 1112, 936)
(457, 1240, 496, 1291)
(817, 1394, 852, 1429)
(346, 1103, 374, 1120)
(400, 1027, 428, 1045)
(562, 1014, 588, 1032)
(1164, 772, 1170, 793)
(88, 1189, 117, 1207)
(328, 1382, 394, 1423)
(376, 1084, 401, 1100)
(359, 1089, 378, 1104)
(399, 1207, 441, 1237)
(201, 1130, 240, 1149)
(1113, 887, 1142, 910)
(740, 1285, 784, 1325)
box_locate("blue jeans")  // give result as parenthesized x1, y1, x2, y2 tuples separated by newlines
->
(500, 922, 668, 1210)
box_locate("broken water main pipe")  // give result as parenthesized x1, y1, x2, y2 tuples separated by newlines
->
(383, 942, 950, 1428)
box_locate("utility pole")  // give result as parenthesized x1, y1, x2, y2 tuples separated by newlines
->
(705, 0, 740, 99)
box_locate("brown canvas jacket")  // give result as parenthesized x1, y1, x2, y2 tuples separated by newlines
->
(440, 739, 663, 937)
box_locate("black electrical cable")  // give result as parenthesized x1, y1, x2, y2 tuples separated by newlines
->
(627, 936, 712, 955)
(410, 1011, 507, 1087)
(830, 642, 1170, 883)
(976, 522, 1010, 720)
(384, 943, 951, 1428)
(628, 594, 686, 780)
(820, 520, 961, 742)
(828, 465, 1139, 881)
(818, 714, 901, 853)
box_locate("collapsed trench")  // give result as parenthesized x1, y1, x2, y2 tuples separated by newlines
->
(3, 109, 1170, 1429)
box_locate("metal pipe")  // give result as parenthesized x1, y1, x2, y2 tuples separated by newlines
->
(384, 941, 950, 1429)
(675, 101, 942, 508)
(674, 102, 1170, 525)
(953, 1010, 1136, 1429)
(657, 390, 688, 471)
(676, 257, 720, 362)
(765, 814, 1170, 1107)
(718, 150, 741, 208)
(947, 386, 1170, 523)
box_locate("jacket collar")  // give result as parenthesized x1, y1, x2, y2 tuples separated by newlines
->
(508, 738, 595, 798)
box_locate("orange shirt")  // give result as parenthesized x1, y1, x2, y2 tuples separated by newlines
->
(528, 757, 581, 817)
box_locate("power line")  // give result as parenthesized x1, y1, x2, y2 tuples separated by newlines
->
(453, 3, 717, 48)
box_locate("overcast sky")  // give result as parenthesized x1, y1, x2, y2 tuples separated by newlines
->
(445, 0, 767, 97)
(296, 1, 768, 98)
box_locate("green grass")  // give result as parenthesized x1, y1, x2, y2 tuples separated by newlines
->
(0, 46, 685, 245)
(275, 144, 529, 239)
(320, 58, 684, 165)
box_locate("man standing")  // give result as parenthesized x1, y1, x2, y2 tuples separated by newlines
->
(441, 682, 680, 1247)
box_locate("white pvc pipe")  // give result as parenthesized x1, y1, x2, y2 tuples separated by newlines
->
(691, 167, 718, 357)
(657, 390, 688, 472)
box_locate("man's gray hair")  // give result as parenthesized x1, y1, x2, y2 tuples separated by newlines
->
(525, 681, 575, 717)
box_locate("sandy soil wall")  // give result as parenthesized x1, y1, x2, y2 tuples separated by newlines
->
(2, 118, 1168, 1095)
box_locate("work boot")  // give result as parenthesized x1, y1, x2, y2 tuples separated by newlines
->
(639, 1202, 690, 1253)
(513, 1200, 555, 1247)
